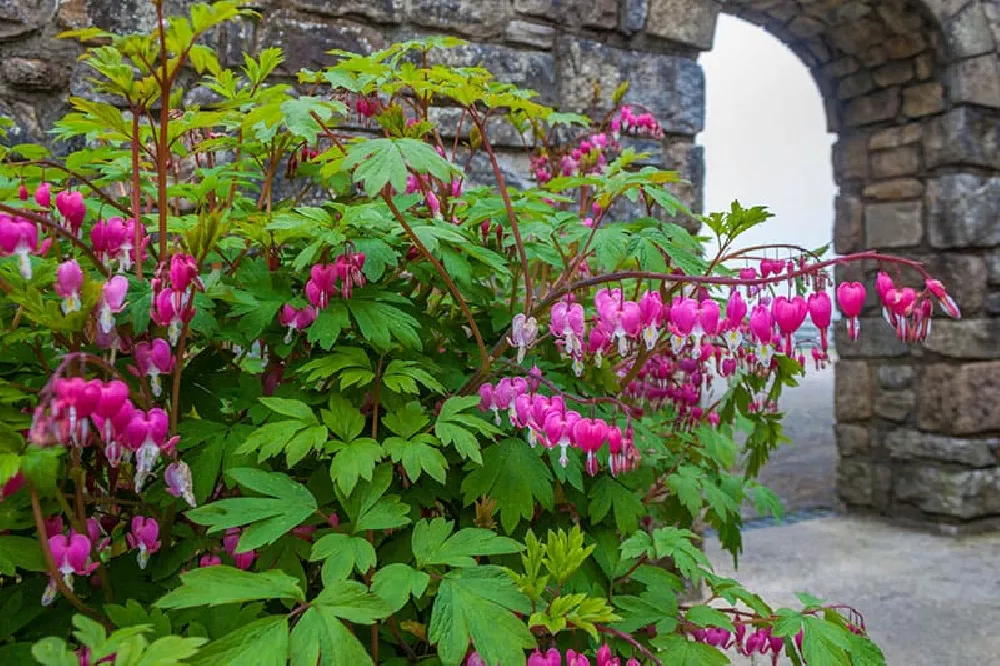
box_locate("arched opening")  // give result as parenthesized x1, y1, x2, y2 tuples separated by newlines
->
(700, 14, 838, 518)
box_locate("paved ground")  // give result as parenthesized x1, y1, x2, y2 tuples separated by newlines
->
(701, 364, 1000, 665)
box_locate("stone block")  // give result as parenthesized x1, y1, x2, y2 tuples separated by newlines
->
(884, 33, 927, 59)
(259, 12, 386, 75)
(844, 88, 900, 127)
(876, 2, 923, 33)
(428, 107, 534, 148)
(1, 58, 63, 91)
(878, 364, 914, 389)
(832, 135, 868, 181)
(505, 20, 555, 49)
(290, 0, 404, 22)
(835, 360, 872, 421)
(837, 71, 874, 99)
(0, 100, 42, 147)
(555, 37, 704, 133)
(887, 430, 999, 467)
(894, 466, 1000, 519)
(428, 43, 557, 106)
(942, 2, 996, 59)
(872, 60, 913, 87)
(919, 361, 1000, 435)
(902, 82, 946, 118)
(874, 389, 916, 422)
(923, 106, 1000, 170)
(409, 0, 509, 37)
(916, 363, 959, 432)
(465, 150, 534, 191)
(820, 56, 860, 79)
(835, 424, 870, 457)
(869, 123, 922, 150)
(926, 174, 1000, 249)
(863, 178, 924, 201)
(908, 253, 987, 315)
(923, 319, 1000, 359)
(647, 0, 718, 49)
(988, 251, 1000, 285)
(837, 459, 874, 506)
(514, 0, 616, 28)
(947, 55, 1000, 108)
(619, 0, 647, 34)
(864, 201, 923, 248)
(835, 318, 910, 358)
(870, 145, 920, 179)
(833, 194, 863, 254)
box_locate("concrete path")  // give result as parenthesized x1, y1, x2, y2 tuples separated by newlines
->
(702, 365, 1000, 664)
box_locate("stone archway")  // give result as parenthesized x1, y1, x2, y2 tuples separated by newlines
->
(6, 0, 1000, 529)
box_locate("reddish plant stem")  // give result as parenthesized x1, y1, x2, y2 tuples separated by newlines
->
(131, 110, 145, 279)
(155, 0, 170, 260)
(595, 624, 662, 666)
(470, 109, 533, 314)
(168, 284, 197, 433)
(29, 485, 112, 629)
(381, 190, 490, 368)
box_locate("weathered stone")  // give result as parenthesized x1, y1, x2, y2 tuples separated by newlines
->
(870, 146, 919, 179)
(884, 33, 927, 59)
(844, 88, 900, 127)
(869, 123, 922, 150)
(864, 201, 923, 248)
(837, 459, 874, 506)
(514, 0, 616, 28)
(873, 60, 913, 87)
(986, 292, 1000, 315)
(887, 431, 998, 467)
(836, 424, 870, 457)
(619, 0, 647, 34)
(833, 194, 863, 253)
(556, 37, 704, 133)
(919, 361, 1000, 435)
(428, 107, 534, 148)
(942, 2, 996, 59)
(429, 43, 556, 106)
(832, 135, 868, 181)
(835, 318, 910, 358)
(837, 71, 874, 99)
(876, 2, 923, 34)
(926, 174, 1000, 249)
(902, 82, 946, 118)
(1, 58, 62, 91)
(863, 178, 924, 200)
(821, 56, 860, 79)
(804, 37, 831, 64)
(895, 466, 1000, 519)
(908, 253, 988, 315)
(259, 13, 385, 75)
(829, 17, 885, 55)
(505, 20, 554, 49)
(290, 0, 404, 22)
(924, 320, 1000, 359)
(878, 365, 915, 389)
(924, 106, 1000, 170)
(988, 252, 1000, 285)
(57, 0, 88, 29)
(788, 14, 824, 39)
(835, 360, 872, 421)
(646, 0, 718, 50)
(874, 389, 916, 422)
(410, 0, 508, 37)
(856, 45, 888, 69)
(0, 99, 42, 147)
(914, 52, 934, 80)
(465, 150, 534, 191)
(89, 0, 194, 34)
(947, 54, 1000, 108)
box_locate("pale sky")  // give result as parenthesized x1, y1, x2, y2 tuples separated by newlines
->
(700, 15, 836, 259)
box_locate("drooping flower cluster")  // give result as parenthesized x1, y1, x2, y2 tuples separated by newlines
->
(151, 253, 203, 346)
(91, 216, 150, 273)
(610, 105, 663, 140)
(466, 643, 639, 666)
(305, 252, 367, 307)
(479, 374, 637, 475)
(0, 213, 47, 279)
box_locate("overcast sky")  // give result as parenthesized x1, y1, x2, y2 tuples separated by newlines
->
(699, 15, 836, 260)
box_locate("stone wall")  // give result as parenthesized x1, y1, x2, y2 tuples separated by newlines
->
(2, 0, 1000, 530)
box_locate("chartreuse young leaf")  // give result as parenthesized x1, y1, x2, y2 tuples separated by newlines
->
(154, 566, 304, 609)
(371, 563, 430, 613)
(412, 518, 522, 569)
(541, 525, 594, 584)
(290, 606, 372, 666)
(309, 532, 376, 585)
(428, 566, 535, 666)
(649, 634, 730, 665)
(188, 616, 289, 666)
(435, 396, 500, 464)
(185, 468, 317, 552)
(461, 441, 553, 533)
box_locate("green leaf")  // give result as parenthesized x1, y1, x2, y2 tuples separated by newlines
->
(238, 420, 306, 462)
(314, 580, 393, 624)
(330, 439, 384, 495)
(428, 566, 534, 666)
(461, 442, 553, 533)
(154, 567, 304, 609)
(309, 532, 376, 584)
(435, 396, 499, 464)
(685, 605, 736, 633)
(290, 606, 372, 666)
(186, 468, 317, 552)
(649, 634, 730, 665)
(382, 359, 445, 395)
(285, 425, 329, 468)
(382, 401, 430, 439)
(667, 467, 703, 518)
(800, 616, 853, 666)
(342, 137, 457, 197)
(305, 303, 351, 351)
(383, 435, 447, 484)
(0, 536, 46, 575)
(258, 397, 317, 423)
(588, 477, 645, 535)
(412, 518, 523, 569)
(30, 638, 78, 666)
(349, 299, 421, 349)
(651, 527, 712, 583)
(135, 635, 207, 666)
(354, 494, 411, 533)
(371, 563, 430, 613)
(188, 616, 289, 666)
(322, 395, 366, 443)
